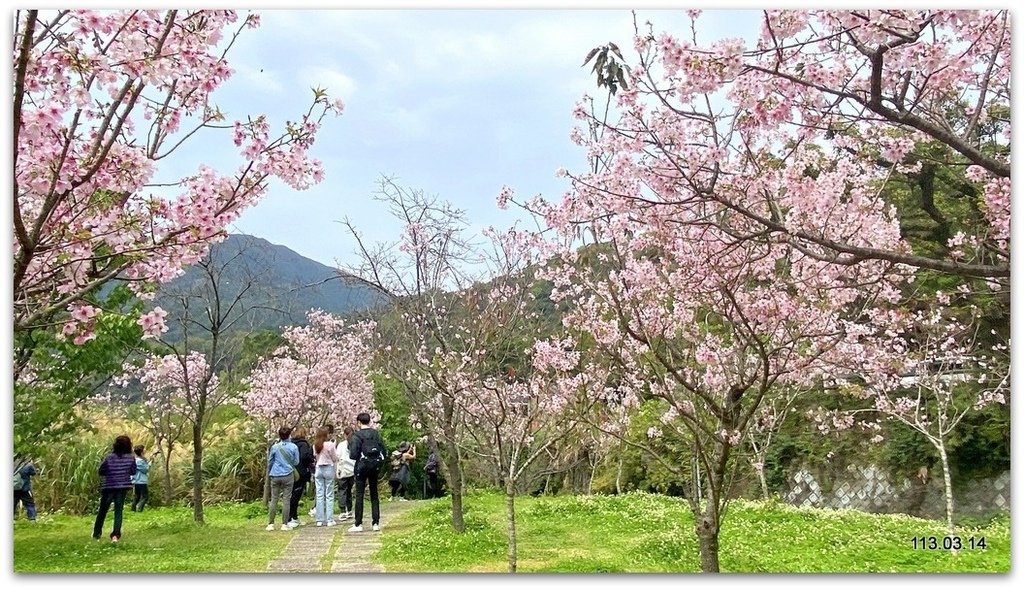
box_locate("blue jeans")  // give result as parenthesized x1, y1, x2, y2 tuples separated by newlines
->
(14, 490, 36, 520)
(132, 484, 148, 512)
(93, 488, 128, 539)
(314, 465, 336, 523)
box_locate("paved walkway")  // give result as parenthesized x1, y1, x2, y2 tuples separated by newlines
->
(266, 500, 419, 573)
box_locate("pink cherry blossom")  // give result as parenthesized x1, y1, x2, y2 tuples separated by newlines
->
(242, 310, 377, 435)
(13, 9, 345, 353)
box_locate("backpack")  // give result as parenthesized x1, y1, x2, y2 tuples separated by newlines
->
(356, 430, 386, 472)
(425, 453, 439, 474)
(14, 473, 24, 491)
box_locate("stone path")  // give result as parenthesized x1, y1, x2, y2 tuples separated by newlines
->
(266, 500, 419, 573)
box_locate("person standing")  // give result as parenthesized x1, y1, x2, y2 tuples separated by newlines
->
(388, 442, 415, 501)
(93, 435, 137, 542)
(348, 412, 387, 533)
(424, 450, 442, 499)
(266, 426, 299, 531)
(336, 426, 356, 520)
(130, 445, 150, 512)
(287, 426, 314, 527)
(14, 460, 38, 521)
(312, 426, 338, 526)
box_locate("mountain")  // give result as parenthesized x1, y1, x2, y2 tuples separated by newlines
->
(153, 234, 385, 338)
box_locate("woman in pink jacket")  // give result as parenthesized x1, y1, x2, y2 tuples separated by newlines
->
(312, 426, 338, 526)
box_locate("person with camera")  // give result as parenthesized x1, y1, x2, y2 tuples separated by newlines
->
(388, 441, 415, 501)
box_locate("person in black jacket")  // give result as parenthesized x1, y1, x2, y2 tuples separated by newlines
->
(347, 412, 387, 532)
(288, 426, 315, 527)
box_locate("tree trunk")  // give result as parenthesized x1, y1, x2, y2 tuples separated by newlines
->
(192, 423, 204, 523)
(505, 482, 518, 573)
(444, 449, 466, 532)
(615, 453, 623, 495)
(587, 456, 597, 495)
(263, 441, 272, 506)
(161, 450, 174, 505)
(695, 514, 721, 573)
(937, 443, 956, 543)
(755, 463, 769, 499)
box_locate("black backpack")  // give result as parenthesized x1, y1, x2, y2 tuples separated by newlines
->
(355, 429, 386, 472)
(425, 452, 439, 474)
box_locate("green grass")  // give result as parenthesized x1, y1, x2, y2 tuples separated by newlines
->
(13, 492, 1010, 573)
(377, 492, 1011, 573)
(13, 502, 292, 572)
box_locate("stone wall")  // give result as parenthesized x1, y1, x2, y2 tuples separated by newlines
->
(782, 464, 1010, 520)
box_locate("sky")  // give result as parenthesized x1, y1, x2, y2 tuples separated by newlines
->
(5, 5, 1021, 589)
(159, 8, 765, 269)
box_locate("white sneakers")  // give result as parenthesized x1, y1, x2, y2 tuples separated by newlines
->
(326, 520, 336, 527)
(265, 524, 275, 531)
(287, 519, 301, 527)
(372, 524, 380, 532)
(316, 521, 324, 527)
(348, 524, 363, 532)
(282, 522, 296, 530)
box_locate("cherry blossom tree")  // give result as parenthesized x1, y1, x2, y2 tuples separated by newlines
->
(13, 9, 342, 448)
(499, 8, 1015, 572)
(813, 294, 1009, 538)
(342, 178, 487, 533)
(112, 237, 306, 519)
(116, 351, 215, 506)
(242, 310, 377, 438)
(343, 177, 576, 535)
(459, 335, 607, 572)
(608, 9, 1009, 282)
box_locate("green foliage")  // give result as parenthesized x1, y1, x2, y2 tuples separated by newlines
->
(378, 491, 1010, 572)
(14, 285, 144, 456)
(184, 425, 269, 504)
(12, 502, 286, 573)
(28, 436, 109, 515)
(946, 403, 1011, 483)
(591, 400, 694, 496)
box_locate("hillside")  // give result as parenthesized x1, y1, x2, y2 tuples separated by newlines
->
(153, 234, 385, 339)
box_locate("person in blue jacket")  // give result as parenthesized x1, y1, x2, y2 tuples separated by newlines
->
(131, 445, 150, 512)
(14, 460, 38, 521)
(266, 425, 299, 531)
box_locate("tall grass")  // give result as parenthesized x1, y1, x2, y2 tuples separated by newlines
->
(28, 415, 272, 514)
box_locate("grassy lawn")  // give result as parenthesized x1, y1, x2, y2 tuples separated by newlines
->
(377, 492, 1011, 573)
(13, 492, 1010, 573)
(13, 502, 291, 573)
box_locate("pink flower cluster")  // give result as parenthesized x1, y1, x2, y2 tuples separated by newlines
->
(14, 10, 344, 339)
(242, 310, 376, 434)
